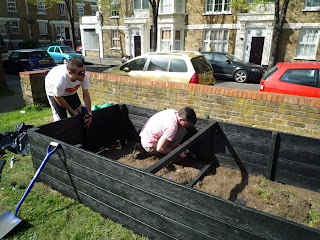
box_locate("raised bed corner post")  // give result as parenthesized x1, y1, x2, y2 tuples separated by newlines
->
(214, 123, 248, 174)
(266, 131, 280, 181)
(186, 122, 219, 187)
(144, 122, 217, 174)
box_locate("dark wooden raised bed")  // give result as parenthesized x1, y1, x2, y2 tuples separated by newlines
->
(28, 104, 320, 239)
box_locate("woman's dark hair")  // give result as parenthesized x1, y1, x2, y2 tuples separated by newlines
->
(178, 107, 197, 125)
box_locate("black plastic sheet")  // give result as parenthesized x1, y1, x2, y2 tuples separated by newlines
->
(0, 123, 34, 156)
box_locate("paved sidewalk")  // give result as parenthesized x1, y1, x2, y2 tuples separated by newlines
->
(0, 74, 24, 113)
(84, 56, 122, 66)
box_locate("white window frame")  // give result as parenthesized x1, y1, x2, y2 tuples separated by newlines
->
(174, 30, 182, 50)
(161, 0, 173, 13)
(205, 0, 231, 14)
(56, 26, 62, 37)
(39, 21, 48, 35)
(75, 27, 79, 37)
(133, 0, 149, 10)
(9, 21, 20, 34)
(37, 1, 46, 14)
(176, 0, 184, 13)
(2, 40, 9, 51)
(7, 0, 17, 12)
(91, 5, 98, 16)
(296, 28, 320, 60)
(111, 30, 121, 49)
(0, 24, 6, 35)
(304, 0, 320, 11)
(110, 0, 119, 18)
(77, 4, 85, 16)
(161, 29, 172, 51)
(59, 2, 66, 16)
(203, 29, 229, 52)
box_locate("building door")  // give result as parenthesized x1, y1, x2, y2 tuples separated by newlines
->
(249, 37, 264, 65)
(134, 36, 141, 57)
(64, 27, 73, 48)
(65, 27, 70, 40)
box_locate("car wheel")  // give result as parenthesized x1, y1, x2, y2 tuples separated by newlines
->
(62, 58, 68, 64)
(234, 70, 248, 83)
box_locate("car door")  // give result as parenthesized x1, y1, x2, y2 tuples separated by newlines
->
(213, 53, 234, 78)
(47, 47, 56, 61)
(54, 47, 63, 62)
(119, 58, 148, 77)
(276, 68, 318, 98)
(212, 53, 232, 79)
(144, 57, 170, 81)
(317, 69, 320, 98)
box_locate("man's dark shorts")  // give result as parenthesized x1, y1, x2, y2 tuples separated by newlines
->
(48, 93, 81, 121)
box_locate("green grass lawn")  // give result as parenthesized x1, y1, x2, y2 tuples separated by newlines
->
(0, 105, 148, 240)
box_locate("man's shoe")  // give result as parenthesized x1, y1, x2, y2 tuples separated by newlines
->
(132, 142, 147, 159)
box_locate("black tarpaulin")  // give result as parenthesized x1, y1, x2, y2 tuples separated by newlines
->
(0, 123, 35, 156)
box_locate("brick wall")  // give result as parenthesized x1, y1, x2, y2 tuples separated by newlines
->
(20, 70, 49, 106)
(20, 70, 320, 139)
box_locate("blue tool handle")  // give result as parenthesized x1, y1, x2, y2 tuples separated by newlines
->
(14, 142, 60, 216)
(81, 106, 91, 120)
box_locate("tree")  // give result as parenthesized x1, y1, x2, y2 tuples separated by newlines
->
(149, 0, 160, 52)
(26, 0, 78, 50)
(230, 0, 290, 69)
(99, 0, 160, 52)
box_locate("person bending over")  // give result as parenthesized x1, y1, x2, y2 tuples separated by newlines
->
(45, 58, 92, 127)
(134, 107, 196, 158)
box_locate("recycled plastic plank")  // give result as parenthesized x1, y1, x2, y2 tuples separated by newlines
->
(36, 172, 176, 240)
(28, 130, 320, 240)
(30, 143, 261, 240)
(186, 161, 216, 187)
(28, 104, 320, 239)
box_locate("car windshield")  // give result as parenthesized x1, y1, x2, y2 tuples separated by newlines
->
(30, 51, 51, 59)
(60, 47, 76, 53)
(262, 65, 278, 80)
(225, 54, 243, 63)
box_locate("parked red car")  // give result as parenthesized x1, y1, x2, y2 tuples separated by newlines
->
(260, 62, 320, 98)
(76, 45, 83, 54)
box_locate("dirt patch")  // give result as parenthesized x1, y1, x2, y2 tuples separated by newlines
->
(97, 141, 320, 230)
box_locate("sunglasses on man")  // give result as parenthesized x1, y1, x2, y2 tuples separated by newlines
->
(73, 69, 86, 76)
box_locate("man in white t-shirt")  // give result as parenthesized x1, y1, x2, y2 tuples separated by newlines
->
(134, 107, 197, 158)
(45, 58, 92, 127)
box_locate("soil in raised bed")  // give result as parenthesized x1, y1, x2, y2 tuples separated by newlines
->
(97, 140, 320, 230)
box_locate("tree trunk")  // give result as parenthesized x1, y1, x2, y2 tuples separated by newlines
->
(149, 0, 160, 52)
(152, 8, 158, 52)
(267, 0, 290, 69)
(65, 0, 77, 50)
